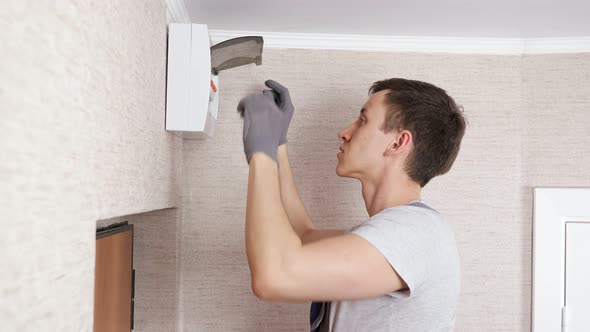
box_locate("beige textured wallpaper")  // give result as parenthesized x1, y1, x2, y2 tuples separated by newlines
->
(523, 53, 590, 187)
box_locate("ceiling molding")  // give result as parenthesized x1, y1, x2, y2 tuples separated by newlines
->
(166, 0, 190, 23)
(209, 29, 590, 55)
(523, 37, 590, 54)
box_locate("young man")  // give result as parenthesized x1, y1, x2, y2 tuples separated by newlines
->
(237, 78, 467, 331)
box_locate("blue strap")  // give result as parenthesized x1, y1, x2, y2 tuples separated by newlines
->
(310, 301, 331, 332)
(310, 301, 324, 331)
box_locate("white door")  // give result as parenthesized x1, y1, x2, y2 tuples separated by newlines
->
(564, 222, 590, 331)
(533, 187, 590, 332)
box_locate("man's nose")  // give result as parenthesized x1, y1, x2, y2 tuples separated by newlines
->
(338, 123, 354, 142)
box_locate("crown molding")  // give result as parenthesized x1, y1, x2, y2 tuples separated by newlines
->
(209, 29, 590, 55)
(166, 0, 190, 23)
(523, 37, 590, 54)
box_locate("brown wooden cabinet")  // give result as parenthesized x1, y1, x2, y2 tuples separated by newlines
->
(94, 222, 134, 332)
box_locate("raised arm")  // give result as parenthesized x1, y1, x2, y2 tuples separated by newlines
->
(277, 145, 314, 238)
(278, 145, 345, 244)
(265, 79, 344, 244)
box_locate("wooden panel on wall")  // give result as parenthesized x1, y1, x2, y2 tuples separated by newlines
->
(95, 223, 134, 332)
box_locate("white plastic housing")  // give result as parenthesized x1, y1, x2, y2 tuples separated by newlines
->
(165, 23, 218, 139)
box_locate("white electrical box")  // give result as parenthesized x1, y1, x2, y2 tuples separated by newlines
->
(165, 23, 218, 139)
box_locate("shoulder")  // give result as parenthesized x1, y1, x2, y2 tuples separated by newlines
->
(350, 204, 458, 262)
(345, 203, 459, 299)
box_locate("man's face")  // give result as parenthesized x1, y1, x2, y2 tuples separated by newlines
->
(336, 90, 399, 180)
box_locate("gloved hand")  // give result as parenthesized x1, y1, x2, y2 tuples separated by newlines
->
(237, 93, 285, 164)
(262, 80, 294, 146)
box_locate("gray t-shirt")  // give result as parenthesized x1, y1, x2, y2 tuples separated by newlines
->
(327, 200, 461, 332)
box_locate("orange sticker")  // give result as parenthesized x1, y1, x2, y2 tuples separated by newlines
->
(210, 79, 217, 93)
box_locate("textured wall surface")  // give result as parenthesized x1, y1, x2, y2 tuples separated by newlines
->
(523, 53, 590, 187)
(181, 49, 529, 331)
(1, 1, 181, 331)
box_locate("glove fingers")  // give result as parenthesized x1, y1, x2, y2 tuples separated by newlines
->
(237, 97, 247, 118)
(264, 79, 292, 107)
(263, 89, 281, 105)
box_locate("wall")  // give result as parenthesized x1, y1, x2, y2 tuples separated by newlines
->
(1, 1, 181, 331)
(181, 49, 530, 331)
(522, 53, 590, 187)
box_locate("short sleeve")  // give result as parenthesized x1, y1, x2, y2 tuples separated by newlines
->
(347, 212, 435, 299)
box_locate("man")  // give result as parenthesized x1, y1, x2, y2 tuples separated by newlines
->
(237, 78, 467, 331)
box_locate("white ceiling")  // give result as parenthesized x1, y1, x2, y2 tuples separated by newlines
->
(186, 0, 590, 38)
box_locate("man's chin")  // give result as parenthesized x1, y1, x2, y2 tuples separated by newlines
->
(335, 164, 348, 177)
(336, 163, 362, 180)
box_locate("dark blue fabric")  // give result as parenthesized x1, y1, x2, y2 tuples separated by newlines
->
(310, 301, 323, 331)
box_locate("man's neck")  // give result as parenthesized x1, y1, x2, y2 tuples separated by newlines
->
(361, 176, 422, 217)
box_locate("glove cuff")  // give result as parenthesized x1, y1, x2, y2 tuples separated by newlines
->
(245, 142, 278, 165)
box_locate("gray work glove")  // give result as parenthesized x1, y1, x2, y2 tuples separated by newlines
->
(262, 80, 294, 146)
(237, 93, 285, 164)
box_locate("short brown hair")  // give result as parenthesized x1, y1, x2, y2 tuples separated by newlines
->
(369, 78, 468, 188)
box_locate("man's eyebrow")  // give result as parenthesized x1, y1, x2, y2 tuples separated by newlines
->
(360, 108, 367, 116)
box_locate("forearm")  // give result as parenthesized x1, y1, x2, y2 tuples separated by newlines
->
(277, 144, 315, 239)
(246, 152, 302, 284)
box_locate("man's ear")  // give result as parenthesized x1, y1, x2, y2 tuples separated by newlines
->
(383, 138, 400, 156)
(383, 130, 412, 156)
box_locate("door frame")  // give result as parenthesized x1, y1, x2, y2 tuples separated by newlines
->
(532, 187, 590, 331)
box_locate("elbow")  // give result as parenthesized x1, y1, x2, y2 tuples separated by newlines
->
(251, 272, 284, 301)
(252, 275, 270, 299)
